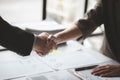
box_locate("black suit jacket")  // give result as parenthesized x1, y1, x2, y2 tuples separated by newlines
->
(0, 16, 35, 56)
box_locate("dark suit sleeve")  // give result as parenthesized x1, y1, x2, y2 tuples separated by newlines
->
(0, 16, 35, 56)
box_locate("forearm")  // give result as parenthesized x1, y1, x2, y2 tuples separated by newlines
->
(0, 16, 34, 56)
(54, 24, 82, 44)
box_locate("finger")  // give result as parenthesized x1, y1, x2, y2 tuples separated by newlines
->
(48, 35, 55, 40)
(40, 51, 48, 56)
(92, 65, 110, 74)
(47, 37, 57, 50)
(92, 68, 111, 76)
(49, 39, 57, 49)
(100, 71, 115, 77)
(35, 50, 39, 53)
(47, 35, 58, 50)
(40, 32, 49, 36)
(35, 49, 48, 57)
(39, 32, 49, 39)
(39, 41, 51, 55)
(36, 51, 44, 57)
(48, 35, 57, 44)
(41, 48, 51, 56)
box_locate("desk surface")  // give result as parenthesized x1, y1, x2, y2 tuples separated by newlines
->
(0, 40, 119, 80)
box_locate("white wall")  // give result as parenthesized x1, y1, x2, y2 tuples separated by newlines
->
(0, 0, 43, 23)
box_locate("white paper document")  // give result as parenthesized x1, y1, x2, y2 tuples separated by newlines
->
(11, 70, 80, 80)
(0, 41, 118, 80)
(0, 55, 53, 80)
(41, 48, 111, 70)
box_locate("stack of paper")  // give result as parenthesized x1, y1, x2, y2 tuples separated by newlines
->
(11, 70, 80, 80)
(40, 41, 111, 70)
(0, 53, 53, 80)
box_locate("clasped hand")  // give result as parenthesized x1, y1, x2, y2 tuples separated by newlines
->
(33, 32, 57, 56)
(92, 64, 120, 77)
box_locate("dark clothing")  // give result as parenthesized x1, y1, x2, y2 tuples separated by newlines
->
(76, 0, 120, 62)
(0, 16, 34, 56)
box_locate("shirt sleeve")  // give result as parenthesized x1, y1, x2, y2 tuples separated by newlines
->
(76, 0, 103, 39)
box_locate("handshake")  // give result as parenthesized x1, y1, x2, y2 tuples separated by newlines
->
(33, 32, 59, 56)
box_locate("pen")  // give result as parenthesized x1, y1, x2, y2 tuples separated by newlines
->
(75, 65, 98, 71)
